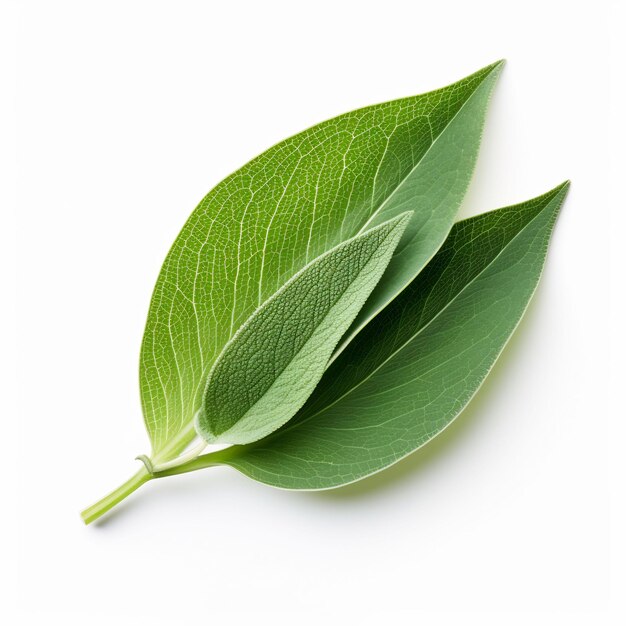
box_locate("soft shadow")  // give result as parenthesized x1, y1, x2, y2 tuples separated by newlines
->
(91, 289, 547, 522)
(309, 286, 545, 502)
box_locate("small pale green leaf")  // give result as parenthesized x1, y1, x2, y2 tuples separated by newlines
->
(197, 213, 412, 445)
(212, 183, 569, 488)
(140, 62, 503, 463)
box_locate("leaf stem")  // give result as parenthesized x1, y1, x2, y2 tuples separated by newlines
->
(152, 446, 238, 478)
(80, 467, 151, 525)
(80, 445, 240, 525)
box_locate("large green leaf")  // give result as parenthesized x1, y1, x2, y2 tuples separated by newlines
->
(140, 61, 503, 463)
(201, 183, 568, 488)
(198, 213, 411, 445)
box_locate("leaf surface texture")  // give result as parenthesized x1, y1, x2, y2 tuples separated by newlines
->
(215, 184, 569, 488)
(197, 213, 411, 444)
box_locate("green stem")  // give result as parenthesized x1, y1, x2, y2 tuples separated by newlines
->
(80, 446, 240, 524)
(152, 451, 226, 478)
(80, 443, 245, 525)
(81, 467, 151, 525)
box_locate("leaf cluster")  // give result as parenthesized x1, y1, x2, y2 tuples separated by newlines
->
(82, 61, 568, 523)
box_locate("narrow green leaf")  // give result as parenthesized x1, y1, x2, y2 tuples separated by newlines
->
(139, 62, 503, 463)
(197, 213, 411, 445)
(212, 183, 569, 489)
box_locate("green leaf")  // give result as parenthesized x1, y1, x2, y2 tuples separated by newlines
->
(197, 213, 411, 445)
(211, 183, 569, 489)
(140, 61, 503, 463)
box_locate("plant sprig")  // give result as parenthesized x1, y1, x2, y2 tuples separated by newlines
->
(81, 61, 568, 524)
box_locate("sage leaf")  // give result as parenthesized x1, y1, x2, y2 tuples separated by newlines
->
(140, 61, 503, 464)
(197, 212, 411, 445)
(207, 183, 569, 489)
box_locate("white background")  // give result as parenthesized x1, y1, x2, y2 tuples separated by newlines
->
(3, 0, 624, 624)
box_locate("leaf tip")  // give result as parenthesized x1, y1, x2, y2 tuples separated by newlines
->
(552, 179, 571, 199)
(385, 210, 414, 240)
(538, 180, 571, 225)
(487, 59, 506, 75)
(535, 180, 571, 206)
(396, 210, 414, 226)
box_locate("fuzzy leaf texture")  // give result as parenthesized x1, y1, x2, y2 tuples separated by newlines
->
(175, 183, 568, 488)
(197, 213, 411, 445)
(140, 61, 503, 464)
